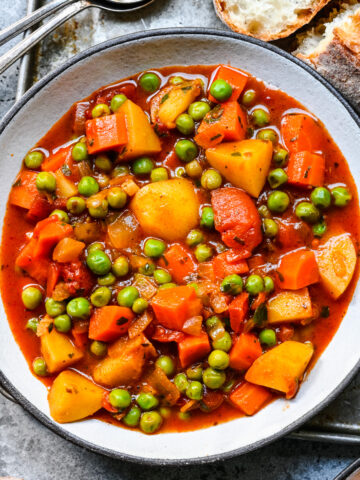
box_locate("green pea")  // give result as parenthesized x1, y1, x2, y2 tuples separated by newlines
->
(22, 287, 42, 310)
(169, 76, 184, 85)
(139, 72, 161, 93)
(117, 286, 139, 308)
(45, 298, 66, 317)
(313, 221, 327, 237)
(72, 142, 88, 162)
(132, 157, 154, 175)
(208, 350, 230, 370)
(220, 274, 243, 295)
(174, 373, 190, 393)
(91, 103, 110, 118)
(90, 340, 107, 357)
(258, 205, 271, 218)
(268, 169, 288, 189)
(132, 298, 148, 314)
(94, 155, 112, 172)
(175, 139, 198, 163)
(259, 328, 276, 346)
(262, 218, 278, 238)
(109, 388, 131, 409)
(212, 331, 232, 352)
(273, 148, 289, 167)
(137, 392, 159, 411)
(252, 108, 270, 127)
(206, 316, 221, 330)
(50, 209, 69, 223)
(87, 250, 111, 275)
(257, 129, 277, 144)
(144, 238, 166, 257)
(87, 198, 108, 219)
(106, 187, 127, 209)
(66, 196, 86, 215)
(201, 169, 222, 190)
(200, 206, 214, 229)
(195, 244, 212, 263)
(66, 297, 91, 320)
(155, 355, 175, 376)
(151, 167, 168, 182)
(88, 242, 104, 254)
(110, 94, 127, 112)
(264, 276, 275, 293)
(188, 101, 211, 121)
(36, 172, 56, 192)
(178, 411, 191, 421)
(202, 367, 226, 389)
(112, 165, 130, 178)
(245, 274, 264, 295)
(242, 89, 256, 106)
(78, 176, 99, 197)
(26, 317, 39, 333)
(25, 151, 44, 169)
(140, 411, 162, 434)
(186, 365, 203, 381)
(310, 187, 331, 209)
(176, 114, 195, 135)
(153, 269, 172, 284)
(295, 202, 320, 224)
(54, 314, 71, 333)
(332, 186, 352, 207)
(123, 406, 141, 427)
(210, 79, 232, 102)
(267, 191, 290, 213)
(185, 160, 203, 178)
(112, 256, 129, 277)
(186, 229, 204, 247)
(158, 282, 177, 290)
(186, 381, 203, 400)
(138, 261, 155, 276)
(222, 378, 236, 394)
(90, 286, 112, 307)
(98, 272, 116, 286)
(33, 357, 47, 376)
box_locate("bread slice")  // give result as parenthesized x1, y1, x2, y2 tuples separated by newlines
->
(294, 2, 360, 109)
(213, 0, 332, 41)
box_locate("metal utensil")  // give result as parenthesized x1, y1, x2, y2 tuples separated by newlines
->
(0, 0, 154, 75)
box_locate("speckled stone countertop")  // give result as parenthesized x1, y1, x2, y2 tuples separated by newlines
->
(0, 1, 359, 479)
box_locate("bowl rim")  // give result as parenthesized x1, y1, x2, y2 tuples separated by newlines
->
(0, 27, 360, 466)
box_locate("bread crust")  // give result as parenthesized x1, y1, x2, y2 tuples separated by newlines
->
(213, 0, 332, 41)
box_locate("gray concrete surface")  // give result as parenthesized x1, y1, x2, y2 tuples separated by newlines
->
(0, 1, 359, 479)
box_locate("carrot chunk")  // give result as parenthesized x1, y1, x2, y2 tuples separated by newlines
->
(34, 219, 73, 258)
(89, 306, 134, 342)
(287, 151, 325, 188)
(10, 170, 38, 210)
(230, 381, 271, 415)
(151, 285, 202, 332)
(208, 65, 248, 103)
(277, 248, 320, 290)
(229, 333, 262, 371)
(16, 238, 50, 285)
(228, 292, 249, 333)
(41, 145, 71, 172)
(26, 196, 53, 222)
(158, 243, 197, 284)
(47, 262, 60, 297)
(85, 112, 128, 155)
(212, 250, 249, 279)
(281, 113, 324, 153)
(178, 332, 211, 368)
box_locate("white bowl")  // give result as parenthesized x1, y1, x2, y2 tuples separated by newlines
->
(0, 28, 359, 465)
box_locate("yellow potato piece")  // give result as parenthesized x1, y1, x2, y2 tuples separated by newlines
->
(206, 139, 273, 197)
(267, 288, 313, 324)
(245, 341, 314, 399)
(130, 178, 200, 241)
(41, 329, 83, 374)
(54, 170, 77, 198)
(316, 233, 357, 299)
(107, 210, 142, 249)
(118, 99, 161, 160)
(48, 370, 104, 423)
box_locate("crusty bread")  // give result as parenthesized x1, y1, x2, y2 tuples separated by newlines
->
(294, 2, 360, 110)
(213, 0, 332, 41)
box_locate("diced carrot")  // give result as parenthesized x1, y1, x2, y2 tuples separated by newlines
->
(287, 151, 325, 188)
(228, 292, 249, 333)
(230, 381, 272, 415)
(88, 306, 134, 342)
(71, 329, 89, 350)
(16, 239, 50, 285)
(85, 112, 128, 155)
(201, 390, 224, 411)
(178, 332, 211, 368)
(34, 219, 73, 258)
(47, 262, 60, 297)
(195, 102, 247, 149)
(212, 250, 249, 279)
(26, 196, 53, 222)
(152, 285, 202, 332)
(41, 145, 72, 172)
(277, 248, 320, 290)
(158, 244, 197, 284)
(229, 333, 262, 371)
(150, 325, 185, 343)
(33, 216, 58, 236)
(53, 237, 85, 263)
(10, 170, 38, 210)
(281, 113, 324, 153)
(208, 65, 248, 103)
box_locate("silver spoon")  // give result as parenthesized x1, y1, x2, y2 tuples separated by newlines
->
(0, 0, 154, 76)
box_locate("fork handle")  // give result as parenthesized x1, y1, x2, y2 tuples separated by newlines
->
(0, 0, 90, 76)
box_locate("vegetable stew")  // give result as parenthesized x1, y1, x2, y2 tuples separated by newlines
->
(1, 65, 359, 434)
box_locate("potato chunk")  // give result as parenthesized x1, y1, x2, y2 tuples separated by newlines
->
(206, 139, 273, 197)
(41, 329, 83, 373)
(267, 288, 313, 324)
(48, 370, 104, 423)
(245, 341, 314, 399)
(131, 179, 199, 241)
(316, 233, 357, 299)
